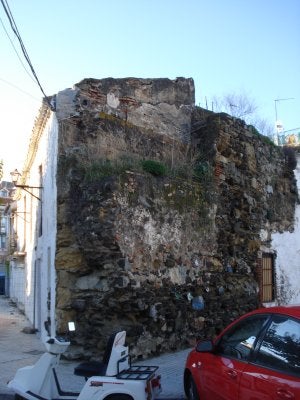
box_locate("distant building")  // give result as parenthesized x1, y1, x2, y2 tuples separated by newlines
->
(5, 101, 54, 333)
(0, 181, 15, 295)
(277, 130, 300, 146)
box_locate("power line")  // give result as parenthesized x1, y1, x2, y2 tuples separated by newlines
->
(0, 77, 40, 101)
(0, 16, 35, 83)
(283, 127, 300, 134)
(0, 0, 54, 111)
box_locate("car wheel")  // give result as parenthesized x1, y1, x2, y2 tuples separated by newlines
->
(104, 394, 133, 400)
(186, 374, 200, 400)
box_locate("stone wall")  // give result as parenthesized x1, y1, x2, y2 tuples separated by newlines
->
(75, 77, 195, 143)
(192, 113, 297, 269)
(54, 78, 297, 360)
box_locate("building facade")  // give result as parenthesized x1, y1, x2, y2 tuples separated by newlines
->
(271, 155, 300, 304)
(0, 181, 15, 295)
(7, 102, 58, 340)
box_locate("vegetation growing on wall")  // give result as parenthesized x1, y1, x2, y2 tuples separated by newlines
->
(81, 154, 214, 188)
(141, 160, 167, 176)
(248, 125, 276, 147)
(83, 159, 137, 182)
(68, 150, 215, 229)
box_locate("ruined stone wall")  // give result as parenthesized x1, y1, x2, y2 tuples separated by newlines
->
(54, 78, 297, 360)
(192, 113, 297, 270)
(75, 77, 195, 143)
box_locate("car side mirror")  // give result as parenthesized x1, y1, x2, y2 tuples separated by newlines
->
(196, 339, 214, 352)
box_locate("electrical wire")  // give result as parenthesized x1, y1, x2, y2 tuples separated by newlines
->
(0, 0, 54, 111)
(0, 16, 35, 83)
(0, 77, 40, 101)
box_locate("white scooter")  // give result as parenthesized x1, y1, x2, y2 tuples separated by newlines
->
(8, 324, 162, 400)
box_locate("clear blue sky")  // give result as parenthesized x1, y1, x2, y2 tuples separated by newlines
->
(1, 0, 299, 179)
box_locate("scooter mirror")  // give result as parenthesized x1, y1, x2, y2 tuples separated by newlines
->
(68, 321, 76, 332)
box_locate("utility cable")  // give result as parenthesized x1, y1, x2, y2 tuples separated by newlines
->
(0, 0, 54, 111)
(0, 16, 35, 83)
(0, 77, 40, 101)
(283, 127, 300, 134)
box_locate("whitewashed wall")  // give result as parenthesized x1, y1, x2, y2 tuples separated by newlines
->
(10, 111, 58, 341)
(271, 156, 300, 304)
(9, 261, 25, 308)
(33, 113, 58, 340)
(9, 86, 78, 341)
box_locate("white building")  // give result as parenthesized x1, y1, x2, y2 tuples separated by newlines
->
(0, 182, 14, 295)
(8, 100, 59, 340)
(271, 156, 300, 304)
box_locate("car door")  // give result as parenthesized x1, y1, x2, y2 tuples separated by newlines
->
(239, 315, 300, 400)
(195, 314, 269, 400)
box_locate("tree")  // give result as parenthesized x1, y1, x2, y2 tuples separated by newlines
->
(252, 117, 274, 138)
(212, 91, 273, 138)
(213, 91, 257, 119)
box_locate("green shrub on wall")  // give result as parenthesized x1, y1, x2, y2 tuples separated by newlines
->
(141, 160, 167, 176)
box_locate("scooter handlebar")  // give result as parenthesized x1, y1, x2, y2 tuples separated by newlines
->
(46, 336, 70, 344)
(45, 336, 70, 354)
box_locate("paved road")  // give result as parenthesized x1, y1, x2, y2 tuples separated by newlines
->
(0, 295, 190, 399)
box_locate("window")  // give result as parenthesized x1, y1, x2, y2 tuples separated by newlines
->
(0, 189, 8, 197)
(216, 315, 269, 361)
(0, 235, 6, 249)
(261, 254, 275, 302)
(256, 315, 300, 376)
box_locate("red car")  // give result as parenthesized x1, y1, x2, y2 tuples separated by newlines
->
(184, 305, 300, 400)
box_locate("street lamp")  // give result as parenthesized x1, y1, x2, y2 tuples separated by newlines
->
(10, 169, 43, 201)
